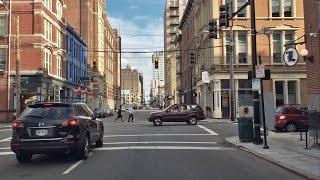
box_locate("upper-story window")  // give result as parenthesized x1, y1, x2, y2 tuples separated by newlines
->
(56, 1, 63, 18)
(43, 0, 52, 11)
(237, 0, 247, 17)
(284, 0, 293, 17)
(0, 16, 7, 37)
(57, 56, 62, 77)
(44, 50, 52, 74)
(238, 33, 247, 64)
(272, 0, 280, 17)
(271, 0, 294, 17)
(272, 31, 295, 63)
(44, 19, 52, 41)
(57, 30, 62, 48)
(318, 0, 320, 29)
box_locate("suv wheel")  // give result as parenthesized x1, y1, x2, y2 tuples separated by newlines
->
(153, 118, 162, 126)
(16, 152, 32, 163)
(188, 117, 198, 125)
(286, 123, 296, 132)
(78, 135, 90, 160)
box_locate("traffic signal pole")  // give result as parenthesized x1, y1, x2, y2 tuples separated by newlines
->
(250, 0, 263, 144)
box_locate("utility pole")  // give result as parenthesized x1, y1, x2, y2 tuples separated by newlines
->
(250, 0, 263, 144)
(229, 3, 235, 122)
(15, 16, 21, 116)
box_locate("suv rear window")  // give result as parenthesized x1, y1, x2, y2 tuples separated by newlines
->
(20, 104, 72, 119)
(188, 105, 203, 112)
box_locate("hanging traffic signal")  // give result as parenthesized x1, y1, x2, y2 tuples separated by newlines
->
(190, 52, 196, 63)
(154, 56, 159, 69)
(208, 19, 218, 39)
(219, 5, 230, 27)
(92, 59, 97, 70)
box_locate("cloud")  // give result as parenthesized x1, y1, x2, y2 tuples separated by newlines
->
(129, 5, 139, 9)
(109, 16, 164, 100)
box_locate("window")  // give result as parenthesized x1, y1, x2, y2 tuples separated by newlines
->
(44, 19, 52, 41)
(275, 81, 285, 107)
(237, 0, 246, 17)
(57, 30, 62, 48)
(238, 33, 247, 64)
(56, 1, 63, 18)
(284, 0, 293, 17)
(44, 51, 52, 74)
(57, 56, 62, 77)
(43, 0, 52, 11)
(288, 81, 297, 104)
(285, 32, 294, 46)
(0, 48, 6, 70)
(273, 33, 282, 63)
(221, 79, 230, 90)
(272, 0, 280, 17)
(0, 15, 7, 37)
(318, 0, 320, 28)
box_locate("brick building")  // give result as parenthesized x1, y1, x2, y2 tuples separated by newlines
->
(304, 0, 320, 110)
(0, 0, 69, 121)
(121, 65, 141, 107)
(178, 0, 306, 128)
(64, 0, 120, 109)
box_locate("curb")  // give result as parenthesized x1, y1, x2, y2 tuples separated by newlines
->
(224, 138, 320, 180)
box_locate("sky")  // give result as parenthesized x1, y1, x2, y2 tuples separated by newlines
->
(107, 0, 166, 100)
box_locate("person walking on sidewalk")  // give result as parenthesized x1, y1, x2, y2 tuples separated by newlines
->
(128, 107, 135, 122)
(115, 106, 123, 123)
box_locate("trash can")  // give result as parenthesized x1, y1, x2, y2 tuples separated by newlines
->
(238, 117, 254, 142)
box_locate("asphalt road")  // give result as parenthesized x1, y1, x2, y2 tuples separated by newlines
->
(0, 110, 305, 180)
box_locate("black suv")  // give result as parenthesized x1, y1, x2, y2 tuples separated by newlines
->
(11, 102, 104, 163)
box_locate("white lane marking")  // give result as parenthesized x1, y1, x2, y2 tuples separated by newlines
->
(197, 125, 218, 135)
(0, 152, 14, 156)
(62, 152, 93, 175)
(0, 129, 11, 132)
(0, 147, 10, 150)
(95, 146, 234, 151)
(103, 141, 217, 145)
(0, 137, 11, 142)
(104, 134, 213, 138)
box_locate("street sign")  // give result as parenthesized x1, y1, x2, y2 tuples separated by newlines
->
(202, 71, 210, 84)
(252, 79, 261, 91)
(283, 47, 298, 67)
(255, 65, 265, 79)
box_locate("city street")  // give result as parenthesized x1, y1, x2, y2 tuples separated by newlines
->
(0, 110, 305, 180)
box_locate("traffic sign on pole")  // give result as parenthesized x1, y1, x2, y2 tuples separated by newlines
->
(255, 65, 265, 79)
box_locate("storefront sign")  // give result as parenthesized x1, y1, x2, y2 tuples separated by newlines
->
(283, 47, 298, 67)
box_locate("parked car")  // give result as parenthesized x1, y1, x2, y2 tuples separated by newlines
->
(94, 108, 107, 118)
(11, 102, 104, 163)
(148, 104, 205, 126)
(274, 105, 308, 132)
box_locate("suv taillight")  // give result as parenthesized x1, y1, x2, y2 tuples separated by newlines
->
(63, 118, 79, 126)
(279, 115, 286, 120)
(12, 120, 24, 129)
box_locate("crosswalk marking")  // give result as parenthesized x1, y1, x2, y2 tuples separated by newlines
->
(103, 141, 217, 145)
(104, 134, 214, 138)
(95, 146, 234, 151)
(197, 125, 219, 135)
(0, 137, 11, 142)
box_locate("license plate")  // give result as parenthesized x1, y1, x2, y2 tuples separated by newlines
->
(36, 129, 48, 136)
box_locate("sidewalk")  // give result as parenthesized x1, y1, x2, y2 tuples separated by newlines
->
(225, 131, 320, 180)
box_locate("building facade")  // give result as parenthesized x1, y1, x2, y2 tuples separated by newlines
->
(121, 65, 141, 107)
(64, 0, 120, 110)
(304, 0, 320, 111)
(163, 0, 187, 106)
(0, 0, 70, 121)
(65, 24, 88, 102)
(178, 0, 306, 128)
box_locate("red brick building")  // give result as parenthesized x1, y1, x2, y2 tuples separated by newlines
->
(304, 0, 320, 110)
(0, 0, 68, 121)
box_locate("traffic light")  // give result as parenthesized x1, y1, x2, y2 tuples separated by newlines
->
(219, 5, 230, 27)
(192, 92, 198, 97)
(92, 59, 97, 70)
(208, 19, 218, 39)
(154, 56, 159, 69)
(190, 52, 196, 63)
